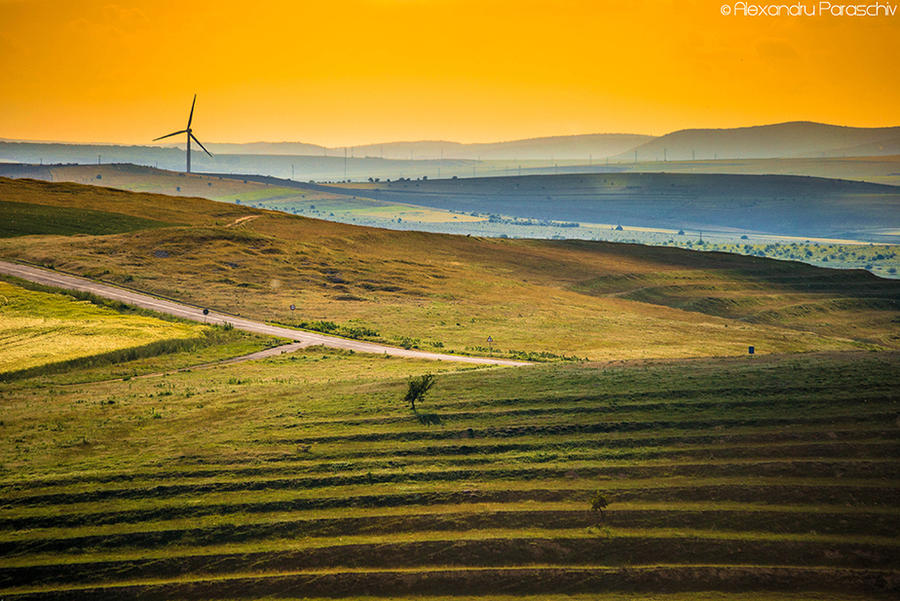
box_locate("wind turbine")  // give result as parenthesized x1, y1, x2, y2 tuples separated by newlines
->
(153, 94, 212, 173)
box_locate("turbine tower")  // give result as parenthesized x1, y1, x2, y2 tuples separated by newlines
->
(153, 94, 212, 173)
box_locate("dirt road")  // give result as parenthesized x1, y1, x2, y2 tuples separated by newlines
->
(0, 261, 530, 367)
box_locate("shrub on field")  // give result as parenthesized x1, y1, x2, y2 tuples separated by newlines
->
(591, 491, 609, 523)
(404, 373, 435, 412)
(417, 413, 442, 425)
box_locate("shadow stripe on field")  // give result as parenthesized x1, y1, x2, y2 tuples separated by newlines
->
(2, 566, 898, 600)
(2, 483, 898, 530)
(4, 458, 899, 507)
(3, 508, 900, 557)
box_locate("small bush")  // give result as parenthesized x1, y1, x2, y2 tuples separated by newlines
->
(590, 491, 609, 523)
(416, 412, 442, 426)
(404, 374, 435, 412)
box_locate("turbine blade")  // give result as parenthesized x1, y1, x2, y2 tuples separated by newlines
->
(187, 94, 196, 127)
(190, 133, 213, 157)
(153, 129, 187, 141)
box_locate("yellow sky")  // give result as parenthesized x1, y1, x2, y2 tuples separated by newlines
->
(1, 0, 897, 146)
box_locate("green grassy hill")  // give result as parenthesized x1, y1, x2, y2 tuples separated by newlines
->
(0, 177, 897, 599)
(0, 200, 168, 238)
(1, 177, 898, 361)
(0, 276, 276, 381)
(0, 279, 205, 376)
(0, 348, 896, 599)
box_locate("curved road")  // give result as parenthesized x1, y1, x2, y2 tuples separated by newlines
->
(0, 260, 529, 367)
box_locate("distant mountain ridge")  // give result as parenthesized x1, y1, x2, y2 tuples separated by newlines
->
(612, 121, 900, 162)
(199, 134, 653, 160)
(3, 122, 899, 169)
(343, 134, 654, 160)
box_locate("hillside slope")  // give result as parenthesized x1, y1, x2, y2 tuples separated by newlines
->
(0, 177, 897, 360)
(0, 349, 898, 599)
(613, 122, 900, 162)
(335, 172, 900, 241)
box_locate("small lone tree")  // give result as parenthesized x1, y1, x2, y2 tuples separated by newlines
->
(404, 374, 435, 412)
(590, 491, 609, 524)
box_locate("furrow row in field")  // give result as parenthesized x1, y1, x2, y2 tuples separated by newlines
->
(3, 481, 897, 531)
(411, 383, 899, 411)
(5, 430, 894, 492)
(264, 400, 900, 442)
(5, 439, 895, 497)
(2, 540, 899, 593)
(5, 458, 897, 507)
(4, 506, 899, 558)
(269, 393, 899, 429)
(274, 412, 899, 445)
(4, 566, 898, 601)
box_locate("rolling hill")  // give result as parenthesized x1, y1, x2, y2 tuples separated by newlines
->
(612, 122, 900, 162)
(334, 172, 900, 241)
(344, 134, 654, 160)
(0, 178, 899, 600)
(0, 176, 898, 361)
(3, 122, 899, 184)
(200, 134, 654, 160)
(1, 348, 898, 599)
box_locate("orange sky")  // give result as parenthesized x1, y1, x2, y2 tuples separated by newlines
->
(1, 0, 897, 146)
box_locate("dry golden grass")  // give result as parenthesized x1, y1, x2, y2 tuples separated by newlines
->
(1, 177, 897, 360)
(0, 280, 205, 373)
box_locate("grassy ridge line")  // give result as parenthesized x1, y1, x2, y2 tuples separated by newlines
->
(1, 427, 892, 490)
(4, 439, 894, 494)
(3, 480, 897, 532)
(311, 427, 896, 458)
(2, 565, 898, 599)
(4, 508, 898, 558)
(0, 338, 895, 598)
(0, 199, 171, 238)
(3, 408, 893, 486)
(266, 401, 900, 435)
(269, 412, 898, 445)
(3, 501, 899, 542)
(3, 457, 898, 507)
(2, 533, 899, 586)
(230, 392, 899, 428)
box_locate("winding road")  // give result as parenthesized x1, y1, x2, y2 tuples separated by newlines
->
(0, 260, 530, 367)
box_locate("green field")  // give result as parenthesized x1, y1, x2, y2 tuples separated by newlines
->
(0, 178, 898, 598)
(0, 274, 280, 382)
(0, 349, 897, 598)
(0, 279, 213, 376)
(0, 200, 168, 238)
